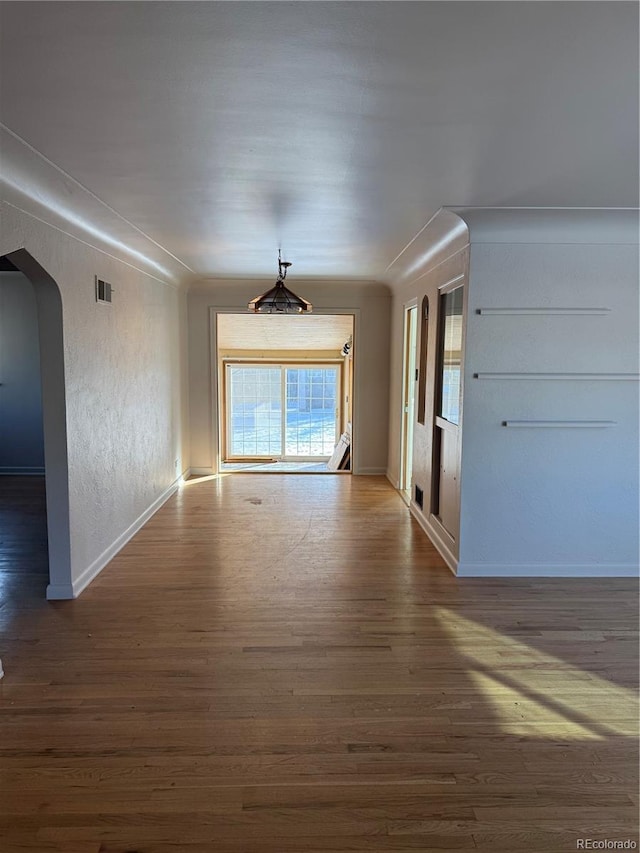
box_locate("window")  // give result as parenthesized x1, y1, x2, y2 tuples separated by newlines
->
(285, 367, 338, 456)
(417, 296, 429, 425)
(227, 366, 282, 456)
(438, 286, 463, 426)
(431, 281, 464, 535)
(225, 364, 339, 459)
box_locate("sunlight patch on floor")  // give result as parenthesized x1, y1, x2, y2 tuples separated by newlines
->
(435, 607, 639, 740)
(180, 473, 230, 486)
(466, 669, 601, 740)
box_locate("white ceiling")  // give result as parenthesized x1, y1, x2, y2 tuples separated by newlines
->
(217, 313, 353, 352)
(0, 2, 637, 280)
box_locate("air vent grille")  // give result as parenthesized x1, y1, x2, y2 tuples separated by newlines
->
(95, 277, 113, 304)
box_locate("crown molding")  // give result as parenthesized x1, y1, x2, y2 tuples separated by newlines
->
(0, 124, 194, 287)
(383, 207, 469, 290)
(449, 206, 640, 245)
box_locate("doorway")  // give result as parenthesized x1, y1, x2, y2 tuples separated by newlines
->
(0, 250, 72, 599)
(216, 313, 354, 473)
(400, 302, 417, 502)
(0, 256, 48, 599)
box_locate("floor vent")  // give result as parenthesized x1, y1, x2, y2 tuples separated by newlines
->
(414, 485, 424, 510)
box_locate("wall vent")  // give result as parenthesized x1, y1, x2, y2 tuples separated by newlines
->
(95, 277, 113, 304)
(414, 485, 424, 510)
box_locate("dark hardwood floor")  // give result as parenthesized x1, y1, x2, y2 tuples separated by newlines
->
(0, 473, 638, 852)
(0, 475, 49, 605)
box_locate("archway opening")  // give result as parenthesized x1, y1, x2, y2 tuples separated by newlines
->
(0, 249, 72, 600)
(216, 312, 355, 473)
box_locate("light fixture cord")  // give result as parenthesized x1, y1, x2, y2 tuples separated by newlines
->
(278, 248, 287, 281)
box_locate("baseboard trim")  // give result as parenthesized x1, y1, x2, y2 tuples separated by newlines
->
(409, 504, 458, 575)
(188, 467, 215, 477)
(46, 477, 181, 600)
(0, 658, 3, 679)
(357, 467, 387, 476)
(46, 582, 76, 600)
(385, 471, 400, 490)
(456, 562, 640, 578)
(0, 466, 45, 475)
(386, 472, 412, 507)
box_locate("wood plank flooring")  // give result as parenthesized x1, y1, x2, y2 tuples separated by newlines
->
(0, 473, 638, 852)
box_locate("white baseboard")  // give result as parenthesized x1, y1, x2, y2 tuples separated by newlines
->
(385, 471, 400, 490)
(457, 562, 640, 578)
(0, 466, 45, 475)
(0, 658, 3, 679)
(187, 467, 215, 477)
(357, 467, 387, 475)
(386, 472, 412, 506)
(46, 477, 181, 600)
(409, 504, 458, 575)
(44, 583, 76, 599)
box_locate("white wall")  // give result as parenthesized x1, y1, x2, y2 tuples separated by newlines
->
(0, 271, 45, 473)
(456, 209, 639, 576)
(188, 279, 391, 475)
(0, 202, 190, 597)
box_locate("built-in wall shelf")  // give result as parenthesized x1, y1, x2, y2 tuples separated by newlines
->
(474, 372, 639, 381)
(477, 307, 610, 316)
(502, 420, 617, 429)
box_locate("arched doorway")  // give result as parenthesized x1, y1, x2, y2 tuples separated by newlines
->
(1, 249, 72, 599)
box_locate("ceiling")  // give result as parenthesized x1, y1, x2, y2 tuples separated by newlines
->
(0, 2, 637, 280)
(217, 313, 353, 352)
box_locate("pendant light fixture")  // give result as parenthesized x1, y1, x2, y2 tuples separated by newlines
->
(247, 250, 313, 314)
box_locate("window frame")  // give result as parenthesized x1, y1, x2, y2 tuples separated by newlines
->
(222, 359, 342, 462)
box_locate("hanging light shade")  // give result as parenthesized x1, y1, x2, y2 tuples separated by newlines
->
(247, 251, 312, 314)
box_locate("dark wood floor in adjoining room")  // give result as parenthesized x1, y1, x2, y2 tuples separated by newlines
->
(0, 476, 49, 603)
(0, 474, 638, 853)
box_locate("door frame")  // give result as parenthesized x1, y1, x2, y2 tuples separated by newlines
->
(2, 249, 73, 600)
(399, 299, 418, 500)
(210, 308, 359, 473)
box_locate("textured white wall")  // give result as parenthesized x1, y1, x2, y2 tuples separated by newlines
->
(0, 202, 190, 596)
(457, 209, 639, 575)
(0, 271, 45, 472)
(188, 280, 391, 475)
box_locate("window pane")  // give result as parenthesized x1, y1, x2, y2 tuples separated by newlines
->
(439, 286, 463, 425)
(228, 365, 281, 456)
(285, 367, 338, 456)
